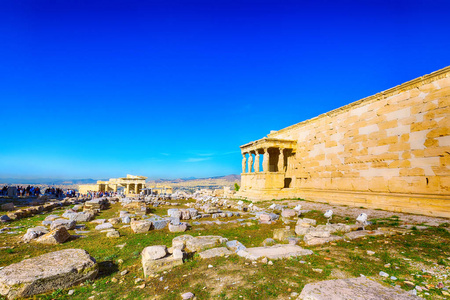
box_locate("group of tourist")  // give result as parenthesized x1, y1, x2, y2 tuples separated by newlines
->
(65, 189, 78, 198)
(0, 185, 41, 197)
(43, 187, 66, 198)
(83, 191, 119, 199)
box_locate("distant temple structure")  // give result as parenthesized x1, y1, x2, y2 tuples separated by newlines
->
(78, 175, 145, 195)
(78, 175, 173, 195)
(237, 66, 450, 218)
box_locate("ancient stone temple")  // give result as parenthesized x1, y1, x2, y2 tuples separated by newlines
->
(238, 66, 450, 218)
(78, 174, 147, 195)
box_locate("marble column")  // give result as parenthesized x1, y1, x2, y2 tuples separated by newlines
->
(278, 148, 285, 172)
(242, 153, 247, 173)
(254, 151, 260, 172)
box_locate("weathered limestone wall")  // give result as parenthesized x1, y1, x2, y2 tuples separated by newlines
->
(78, 184, 99, 194)
(266, 67, 450, 217)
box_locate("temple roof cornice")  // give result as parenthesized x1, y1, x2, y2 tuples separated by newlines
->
(240, 137, 297, 153)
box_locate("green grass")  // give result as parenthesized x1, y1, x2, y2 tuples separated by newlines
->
(0, 199, 449, 300)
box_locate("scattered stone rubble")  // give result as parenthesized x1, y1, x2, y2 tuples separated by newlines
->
(1, 194, 448, 299)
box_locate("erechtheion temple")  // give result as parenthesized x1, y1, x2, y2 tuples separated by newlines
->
(237, 66, 450, 218)
(79, 175, 147, 195)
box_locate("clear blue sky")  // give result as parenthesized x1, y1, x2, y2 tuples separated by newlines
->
(0, 0, 449, 179)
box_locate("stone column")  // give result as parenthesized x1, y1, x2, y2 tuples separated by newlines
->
(242, 153, 247, 173)
(278, 148, 284, 172)
(254, 151, 260, 172)
(135, 183, 139, 194)
(262, 148, 269, 172)
(248, 152, 254, 173)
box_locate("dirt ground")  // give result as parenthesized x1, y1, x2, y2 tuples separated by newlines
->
(281, 199, 449, 226)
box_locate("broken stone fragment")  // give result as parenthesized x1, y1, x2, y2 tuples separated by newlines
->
(68, 212, 95, 222)
(0, 249, 98, 299)
(50, 219, 77, 231)
(172, 235, 194, 249)
(273, 227, 295, 242)
(106, 230, 120, 238)
(298, 277, 420, 300)
(95, 223, 114, 231)
(198, 247, 233, 259)
(130, 220, 152, 233)
(0, 203, 14, 211)
(303, 235, 343, 246)
(34, 227, 71, 245)
(22, 226, 49, 242)
(185, 235, 228, 252)
(226, 240, 246, 252)
(168, 223, 187, 233)
(141, 249, 183, 277)
(142, 245, 167, 261)
(0, 215, 11, 223)
(281, 209, 297, 218)
(237, 244, 313, 260)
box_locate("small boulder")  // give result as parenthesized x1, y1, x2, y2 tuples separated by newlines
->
(198, 247, 233, 259)
(0, 249, 97, 299)
(172, 235, 194, 248)
(167, 209, 182, 219)
(95, 223, 114, 231)
(50, 219, 76, 231)
(44, 215, 60, 222)
(298, 277, 421, 300)
(1, 203, 15, 211)
(35, 227, 71, 245)
(168, 223, 187, 233)
(108, 218, 121, 225)
(281, 209, 297, 218)
(0, 215, 11, 223)
(131, 220, 152, 233)
(106, 230, 120, 238)
(185, 235, 228, 253)
(142, 245, 168, 260)
(68, 212, 94, 222)
(141, 246, 183, 277)
(226, 240, 246, 252)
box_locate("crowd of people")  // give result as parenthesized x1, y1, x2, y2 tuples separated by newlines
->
(0, 186, 123, 199)
(43, 187, 65, 198)
(1, 185, 41, 197)
(84, 191, 119, 199)
(0, 185, 80, 198)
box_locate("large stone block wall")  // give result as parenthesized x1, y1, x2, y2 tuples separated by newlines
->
(267, 67, 450, 217)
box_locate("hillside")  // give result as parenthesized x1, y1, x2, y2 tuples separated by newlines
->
(147, 174, 241, 192)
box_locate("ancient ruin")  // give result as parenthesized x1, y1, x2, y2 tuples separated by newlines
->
(78, 174, 173, 196)
(238, 66, 450, 218)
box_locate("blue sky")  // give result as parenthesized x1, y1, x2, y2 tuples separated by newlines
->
(0, 0, 449, 179)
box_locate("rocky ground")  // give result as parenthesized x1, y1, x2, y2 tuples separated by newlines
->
(0, 196, 449, 300)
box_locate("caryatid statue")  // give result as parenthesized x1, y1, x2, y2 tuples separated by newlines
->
(278, 148, 285, 172)
(254, 152, 260, 172)
(248, 153, 254, 173)
(242, 154, 247, 173)
(262, 148, 269, 172)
